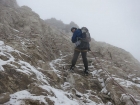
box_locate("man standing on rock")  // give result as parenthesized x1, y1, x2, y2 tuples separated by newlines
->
(69, 27, 91, 75)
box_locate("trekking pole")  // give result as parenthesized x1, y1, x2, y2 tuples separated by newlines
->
(89, 51, 137, 105)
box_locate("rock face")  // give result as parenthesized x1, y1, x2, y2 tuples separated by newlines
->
(45, 18, 79, 33)
(0, 0, 18, 8)
(0, 93, 10, 104)
(0, 0, 140, 105)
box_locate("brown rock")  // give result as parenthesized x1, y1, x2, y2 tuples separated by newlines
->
(0, 92, 10, 104)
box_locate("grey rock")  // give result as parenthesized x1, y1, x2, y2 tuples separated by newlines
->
(0, 0, 140, 105)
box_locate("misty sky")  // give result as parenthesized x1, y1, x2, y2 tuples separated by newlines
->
(17, 0, 140, 61)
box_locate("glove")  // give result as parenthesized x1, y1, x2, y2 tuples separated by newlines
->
(77, 37, 82, 40)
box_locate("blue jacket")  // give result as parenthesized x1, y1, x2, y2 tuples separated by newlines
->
(71, 29, 82, 43)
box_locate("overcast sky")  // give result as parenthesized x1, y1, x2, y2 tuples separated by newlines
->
(17, 0, 140, 62)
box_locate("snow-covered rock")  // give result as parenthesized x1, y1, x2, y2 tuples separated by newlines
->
(0, 0, 140, 105)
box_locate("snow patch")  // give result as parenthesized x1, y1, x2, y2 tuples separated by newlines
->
(12, 28, 19, 32)
(101, 87, 108, 94)
(91, 70, 98, 76)
(40, 85, 80, 105)
(0, 40, 48, 85)
(4, 90, 48, 105)
(114, 77, 140, 88)
(98, 69, 103, 73)
(0, 41, 4, 45)
(19, 61, 49, 85)
(49, 54, 69, 77)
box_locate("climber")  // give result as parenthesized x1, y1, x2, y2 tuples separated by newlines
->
(69, 27, 91, 75)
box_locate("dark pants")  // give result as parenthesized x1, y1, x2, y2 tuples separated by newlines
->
(71, 50, 88, 70)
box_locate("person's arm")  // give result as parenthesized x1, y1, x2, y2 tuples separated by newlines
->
(71, 31, 77, 43)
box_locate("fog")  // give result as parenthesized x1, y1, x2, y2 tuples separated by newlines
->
(17, 0, 140, 61)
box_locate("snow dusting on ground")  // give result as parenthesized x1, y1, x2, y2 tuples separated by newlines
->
(1, 40, 140, 105)
(4, 90, 48, 105)
(0, 41, 101, 105)
(0, 40, 49, 84)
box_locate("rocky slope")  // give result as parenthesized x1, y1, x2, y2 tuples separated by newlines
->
(0, 0, 18, 8)
(0, 0, 140, 105)
(45, 18, 79, 33)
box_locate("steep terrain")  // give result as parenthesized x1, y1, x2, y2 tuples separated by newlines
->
(0, 0, 140, 105)
(45, 18, 79, 33)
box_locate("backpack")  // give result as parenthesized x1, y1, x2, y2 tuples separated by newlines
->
(81, 27, 91, 42)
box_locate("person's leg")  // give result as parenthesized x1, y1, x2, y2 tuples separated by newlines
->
(70, 50, 80, 70)
(81, 51, 88, 71)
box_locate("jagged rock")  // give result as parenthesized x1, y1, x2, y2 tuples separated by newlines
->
(45, 18, 79, 33)
(0, 0, 140, 104)
(28, 83, 54, 96)
(0, 55, 9, 61)
(0, 0, 18, 8)
(106, 102, 113, 105)
(0, 92, 10, 104)
(120, 94, 135, 105)
(24, 99, 46, 105)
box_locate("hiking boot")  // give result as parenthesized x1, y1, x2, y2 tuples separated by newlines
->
(69, 66, 74, 72)
(84, 70, 89, 76)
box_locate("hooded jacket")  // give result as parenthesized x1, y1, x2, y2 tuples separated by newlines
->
(71, 29, 82, 43)
(71, 29, 90, 51)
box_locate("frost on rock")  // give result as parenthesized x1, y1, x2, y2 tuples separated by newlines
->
(0, 1, 140, 104)
(4, 90, 48, 105)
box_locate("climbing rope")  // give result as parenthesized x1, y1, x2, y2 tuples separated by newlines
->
(89, 51, 137, 105)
